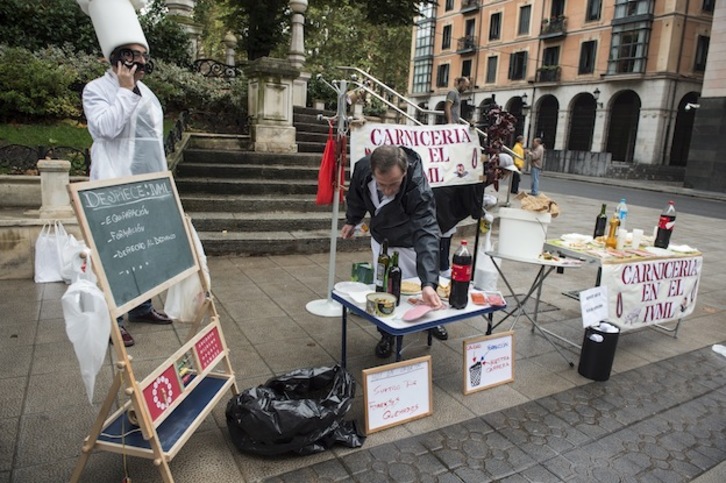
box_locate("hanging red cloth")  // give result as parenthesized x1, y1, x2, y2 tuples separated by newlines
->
(316, 124, 345, 205)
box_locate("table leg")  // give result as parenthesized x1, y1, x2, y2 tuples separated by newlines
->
(427, 330, 433, 347)
(486, 313, 493, 335)
(395, 335, 404, 362)
(341, 307, 348, 369)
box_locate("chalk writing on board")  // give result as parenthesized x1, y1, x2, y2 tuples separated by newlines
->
(72, 173, 196, 312)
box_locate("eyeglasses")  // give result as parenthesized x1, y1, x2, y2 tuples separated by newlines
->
(118, 48, 150, 63)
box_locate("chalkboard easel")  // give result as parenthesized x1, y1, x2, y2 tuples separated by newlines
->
(67, 172, 238, 483)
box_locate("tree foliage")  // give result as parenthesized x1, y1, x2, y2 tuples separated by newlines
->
(0, 0, 190, 66)
(224, 0, 433, 61)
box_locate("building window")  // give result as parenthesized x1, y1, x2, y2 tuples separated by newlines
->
(414, 22, 435, 59)
(509, 51, 528, 80)
(465, 18, 476, 37)
(445, 0, 454, 11)
(442, 25, 452, 50)
(551, 0, 565, 18)
(542, 46, 560, 66)
(412, 59, 433, 93)
(486, 56, 498, 83)
(694, 35, 710, 72)
(462, 60, 472, 78)
(613, 0, 654, 18)
(702, 0, 715, 12)
(579, 40, 597, 74)
(489, 12, 502, 40)
(519, 5, 532, 35)
(437, 64, 450, 87)
(586, 0, 602, 21)
(608, 23, 650, 74)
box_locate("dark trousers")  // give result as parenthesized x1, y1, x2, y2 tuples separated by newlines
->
(439, 236, 452, 271)
(511, 172, 521, 194)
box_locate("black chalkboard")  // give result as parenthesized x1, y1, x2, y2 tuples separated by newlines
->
(70, 172, 198, 313)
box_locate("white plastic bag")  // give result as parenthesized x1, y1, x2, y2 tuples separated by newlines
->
(62, 273, 111, 403)
(473, 216, 501, 291)
(164, 221, 210, 322)
(34, 221, 68, 283)
(59, 234, 92, 284)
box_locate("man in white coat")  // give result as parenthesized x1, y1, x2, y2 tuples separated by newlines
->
(80, 0, 172, 346)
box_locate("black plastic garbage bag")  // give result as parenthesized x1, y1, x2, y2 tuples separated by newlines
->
(226, 365, 365, 456)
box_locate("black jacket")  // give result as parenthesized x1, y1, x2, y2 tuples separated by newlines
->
(433, 183, 485, 234)
(346, 147, 441, 287)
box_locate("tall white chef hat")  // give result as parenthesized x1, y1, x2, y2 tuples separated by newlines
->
(77, 0, 150, 60)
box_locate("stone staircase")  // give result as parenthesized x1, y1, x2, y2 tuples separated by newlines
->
(175, 106, 369, 256)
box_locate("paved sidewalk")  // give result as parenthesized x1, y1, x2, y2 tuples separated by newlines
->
(1, 181, 725, 482)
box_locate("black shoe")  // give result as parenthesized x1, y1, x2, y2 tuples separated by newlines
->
(130, 308, 172, 325)
(429, 325, 448, 341)
(375, 334, 394, 358)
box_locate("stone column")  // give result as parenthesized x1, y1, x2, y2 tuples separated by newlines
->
(223, 32, 237, 70)
(288, 0, 310, 107)
(165, 0, 203, 59)
(245, 57, 300, 153)
(37, 159, 74, 219)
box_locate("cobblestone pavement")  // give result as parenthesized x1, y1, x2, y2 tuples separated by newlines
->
(269, 345, 726, 482)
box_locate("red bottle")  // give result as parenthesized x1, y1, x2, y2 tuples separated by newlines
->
(654, 201, 676, 248)
(449, 240, 472, 309)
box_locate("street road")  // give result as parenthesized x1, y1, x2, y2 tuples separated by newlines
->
(524, 176, 726, 220)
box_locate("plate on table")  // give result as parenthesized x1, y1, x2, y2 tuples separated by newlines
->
(644, 246, 672, 257)
(334, 281, 370, 296)
(400, 278, 422, 296)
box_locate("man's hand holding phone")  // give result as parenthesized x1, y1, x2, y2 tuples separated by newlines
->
(116, 61, 137, 91)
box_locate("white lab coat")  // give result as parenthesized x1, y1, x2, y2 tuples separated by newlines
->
(83, 70, 166, 180)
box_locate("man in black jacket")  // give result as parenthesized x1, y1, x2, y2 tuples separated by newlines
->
(341, 145, 443, 357)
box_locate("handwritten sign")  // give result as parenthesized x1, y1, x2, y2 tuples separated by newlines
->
(362, 356, 432, 434)
(600, 255, 702, 330)
(463, 332, 514, 395)
(350, 123, 482, 188)
(580, 286, 609, 328)
(69, 172, 198, 315)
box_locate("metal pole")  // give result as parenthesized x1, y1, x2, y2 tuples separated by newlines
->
(306, 80, 348, 317)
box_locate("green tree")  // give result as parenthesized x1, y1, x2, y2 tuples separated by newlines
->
(224, 0, 433, 61)
(0, 0, 190, 66)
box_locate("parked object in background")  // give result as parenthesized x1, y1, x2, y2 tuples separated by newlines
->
(654, 201, 677, 249)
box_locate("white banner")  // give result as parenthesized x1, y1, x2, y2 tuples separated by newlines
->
(350, 123, 482, 188)
(600, 256, 702, 330)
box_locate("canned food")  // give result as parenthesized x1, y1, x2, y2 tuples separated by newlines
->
(366, 293, 397, 317)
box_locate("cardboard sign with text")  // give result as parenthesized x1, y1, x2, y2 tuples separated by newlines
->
(600, 256, 702, 330)
(349, 123, 482, 188)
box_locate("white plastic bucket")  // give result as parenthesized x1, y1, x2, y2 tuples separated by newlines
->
(497, 208, 551, 260)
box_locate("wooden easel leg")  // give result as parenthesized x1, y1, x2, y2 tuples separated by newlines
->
(70, 371, 124, 483)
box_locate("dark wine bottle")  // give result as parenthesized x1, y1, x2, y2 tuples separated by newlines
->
(593, 203, 607, 238)
(387, 251, 402, 305)
(375, 239, 390, 292)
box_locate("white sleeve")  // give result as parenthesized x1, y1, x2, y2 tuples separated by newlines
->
(83, 81, 141, 141)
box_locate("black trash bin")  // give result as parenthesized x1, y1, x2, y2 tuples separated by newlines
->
(578, 322, 620, 381)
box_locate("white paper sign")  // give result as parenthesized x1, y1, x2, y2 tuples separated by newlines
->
(362, 356, 432, 434)
(463, 332, 514, 395)
(349, 123, 482, 188)
(600, 255, 702, 330)
(579, 285, 609, 328)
